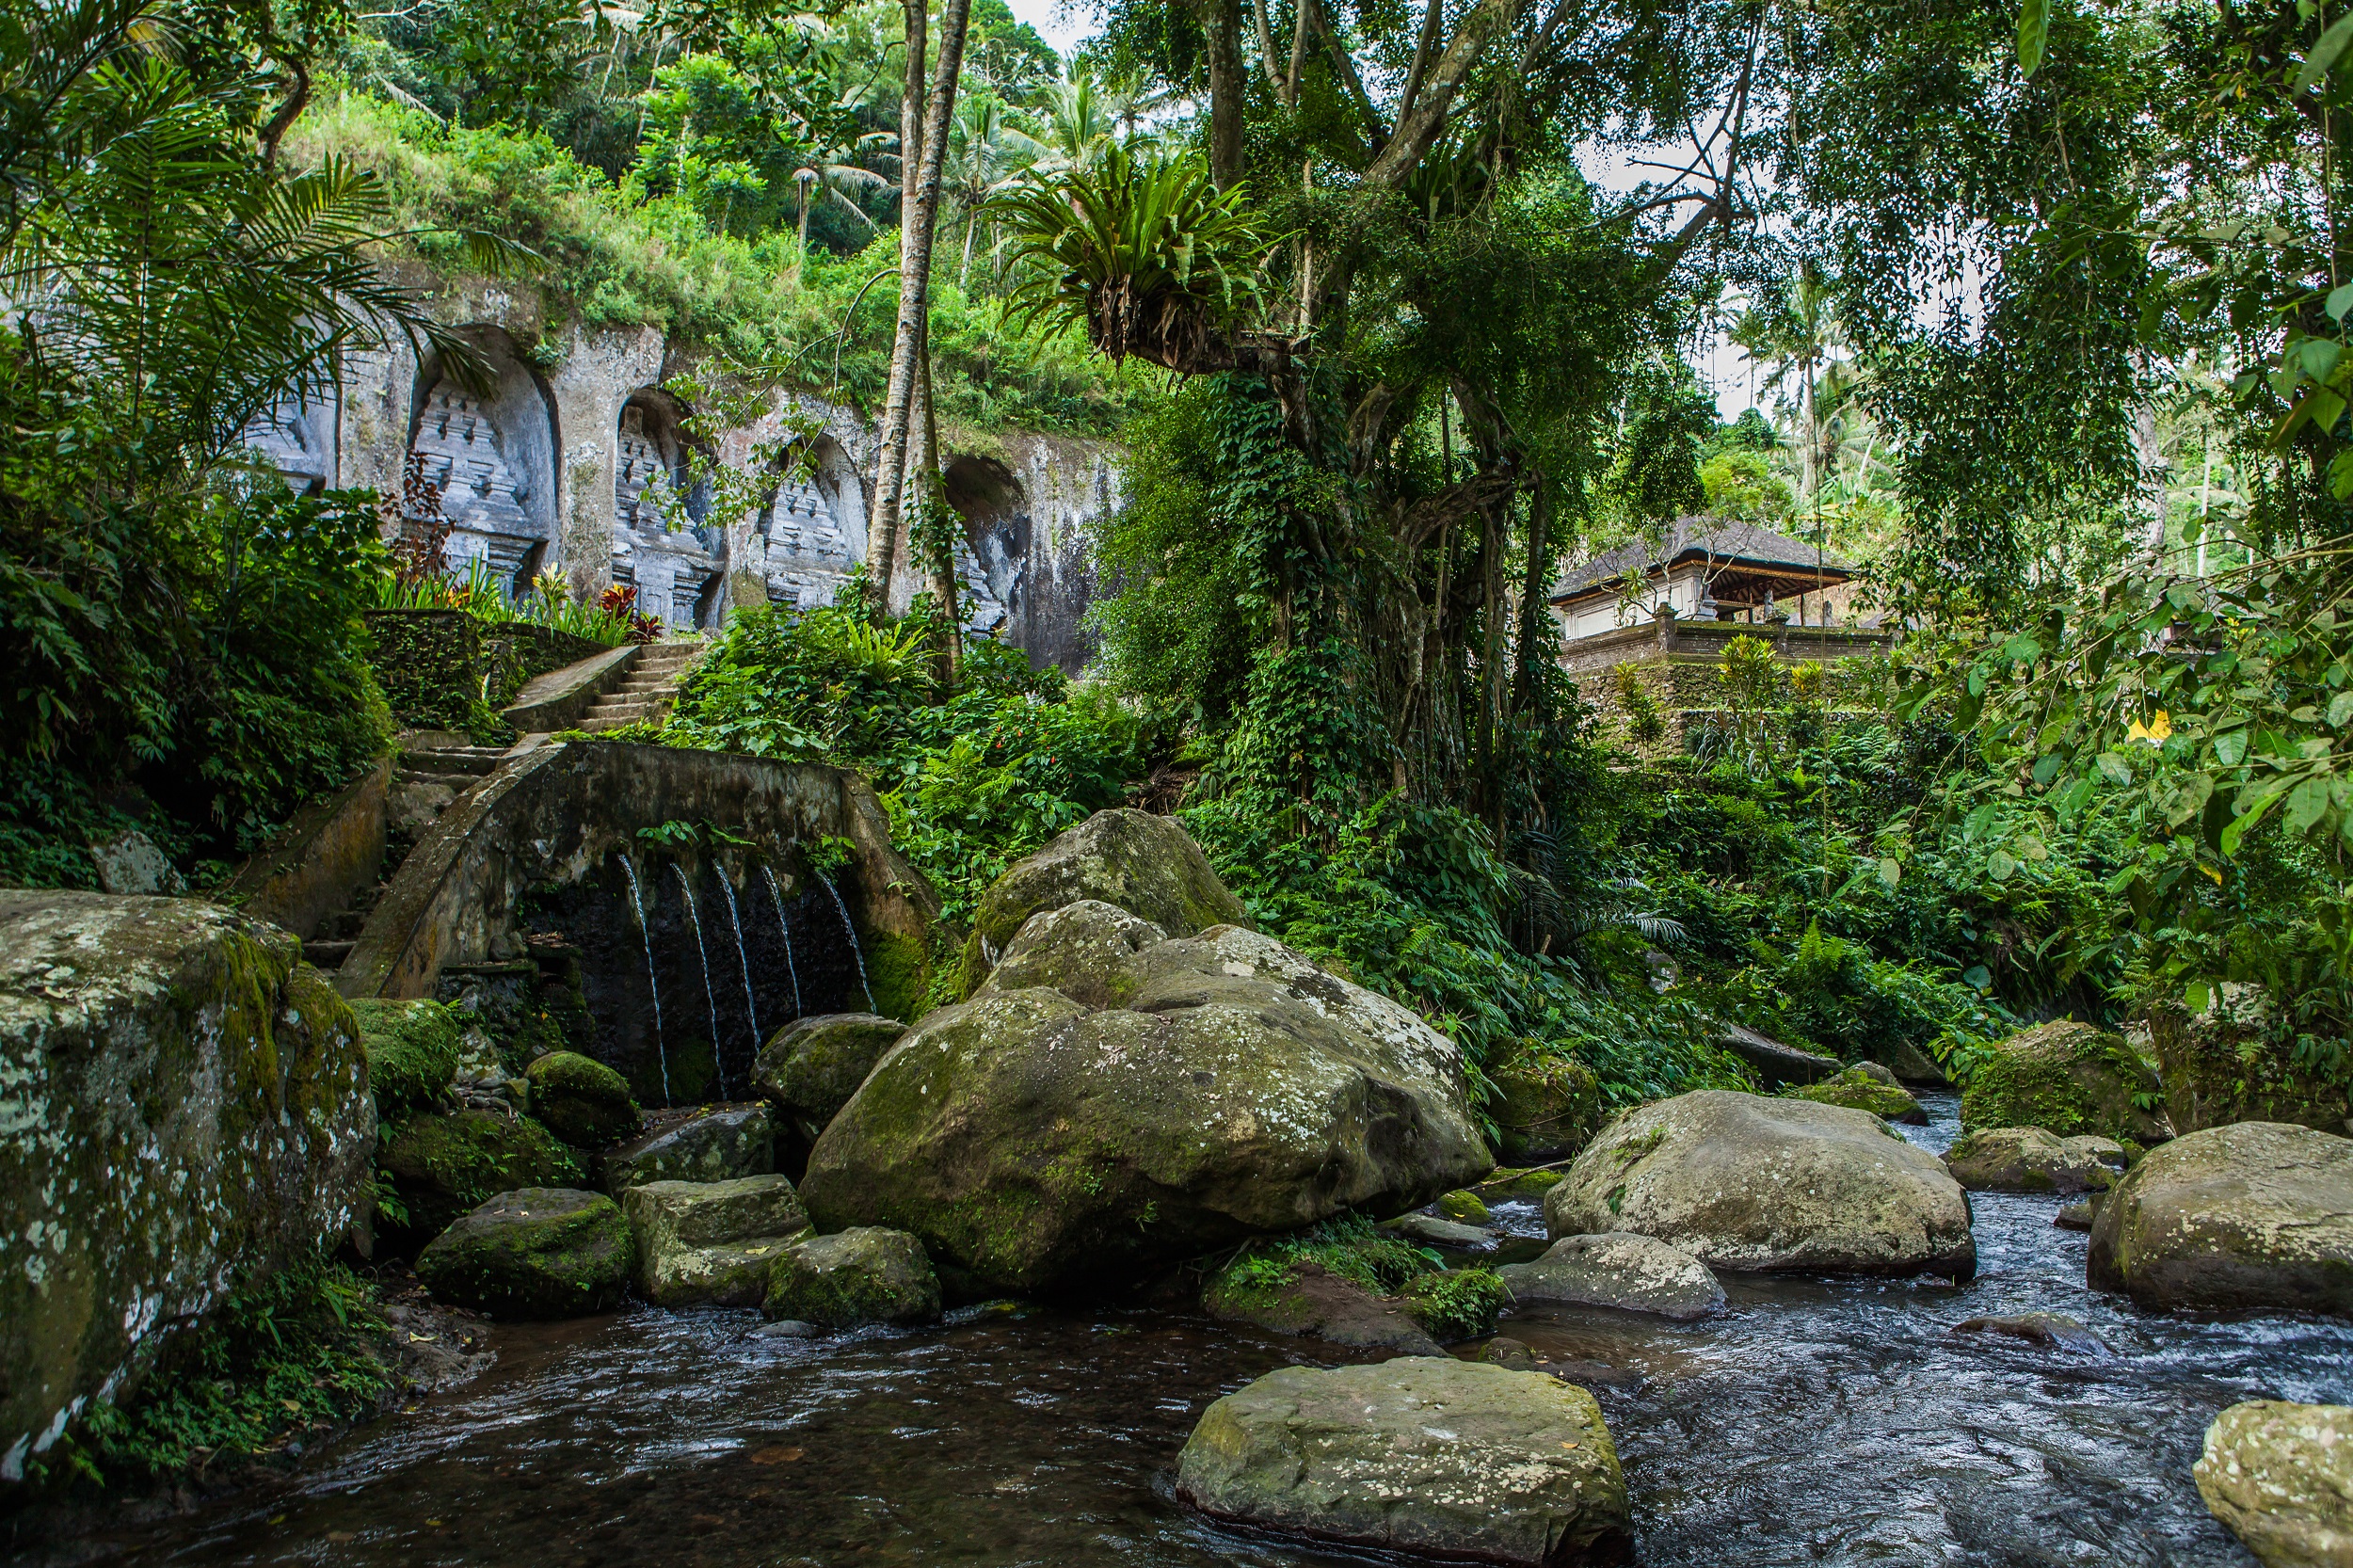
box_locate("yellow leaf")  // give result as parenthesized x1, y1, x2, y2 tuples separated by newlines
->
(2202, 863, 2223, 885)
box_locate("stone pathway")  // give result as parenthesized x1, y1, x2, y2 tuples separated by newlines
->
(578, 640, 700, 732)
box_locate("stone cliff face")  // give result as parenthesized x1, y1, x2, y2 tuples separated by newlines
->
(244, 276, 1116, 674)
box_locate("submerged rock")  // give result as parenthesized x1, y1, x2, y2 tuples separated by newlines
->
(1545, 1090, 1976, 1279)
(762, 1226, 942, 1328)
(1952, 1312, 2107, 1355)
(623, 1175, 810, 1307)
(1174, 1358, 1630, 1567)
(1498, 1232, 1726, 1320)
(958, 808, 1251, 992)
(1785, 1065, 1928, 1125)
(525, 1050, 641, 1149)
(802, 918, 1490, 1296)
(2055, 1198, 2098, 1232)
(1202, 1258, 1445, 1357)
(1480, 1336, 1541, 1371)
(752, 1013, 908, 1141)
(1944, 1127, 2123, 1193)
(604, 1103, 775, 1193)
(1385, 1213, 1496, 1249)
(1961, 1019, 2172, 1144)
(0, 892, 374, 1481)
(349, 997, 461, 1120)
(1485, 1040, 1606, 1162)
(2088, 1121, 2353, 1314)
(415, 1187, 633, 1319)
(2197, 1400, 2353, 1568)
(379, 1109, 584, 1241)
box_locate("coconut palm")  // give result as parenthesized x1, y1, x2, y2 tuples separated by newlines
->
(786, 130, 895, 288)
(942, 88, 1042, 286)
(1729, 263, 1843, 505)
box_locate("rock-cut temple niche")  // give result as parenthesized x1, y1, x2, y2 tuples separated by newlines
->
(613, 393, 722, 630)
(241, 388, 337, 493)
(404, 334, 558, 596)
(753, 438, 864, 610)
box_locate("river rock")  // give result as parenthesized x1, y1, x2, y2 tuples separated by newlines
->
(2197, 1400, 2353, 1568)
(971, 900, 1167, 1008)
(2055, 1198, 2098, 1231)
(525, 1050, 640, 1148)
(1477, 1167, 1569, 1201)
(604, 1103, 775, 1193)
(622, 1175, 810, 1307)
(1481, 1336, 1541, 1371)
(1873, 1038, 1949, 1086)
(0, 892, 374, 1482)
(378, 1108, 584, 1241)
(1719, 1022, 1840, 1088)
(1944, 1126, 2123, 1193)
(2152, 990, 2353, 1137)
(415, 1187, 633, 1319)
(2088, 1121, 2353, 1314)
(1952, 1312, 2107, 1354)
(1545, 1090, 1977, 1279)
(1385, 1213, 1496, 1248)
(349, 997, 460, 1120)
(1203, 1258, 1446, 1356)
(762, 1226, 941, 1328)
(1961, 1019, 2171, 1144)
(1174, 1358, 1629, 1566)
(802, 922, 1490, 1295)
(752, 1013, 907, 1140)
(958, 808, 1251, 991)
(1498, 1232, 1726, 1320)
(1486, 1040, 1606, 1162)
(1785, 1065, 1928, 1125)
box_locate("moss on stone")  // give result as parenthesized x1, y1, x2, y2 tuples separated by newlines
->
(415, 1188, 632, 1320)
(1437, 1190, 1493, 1224)
(1484, 1040, 1606, 1162)
(378, 1110, 584, 1242)
(524, 1050, 640, 1149)
(860, 927, 931, 1023)
(761, 1227, 941, 1327)
(349, 998, 461, 1121)
(1785, 1066, 1926, 1124)
(1961, 1020, 2169, 1143)
(1401, 1268, 1511, 1341)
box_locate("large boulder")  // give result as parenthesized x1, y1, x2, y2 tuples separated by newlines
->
(1545, 1090, 1976, 1279)
(524, 1050, 640, 1149)
(378, 1109, 584, 1241)
(959, 809, 1251, 992)
(1785, 1064, 1928, 1126)
(2152, 991, 2353, 1137)
(2196, 1400, 2353, 1568)
(801, 918, 1490, 1295)
(1201, 1258, 1446, 1357)
(0, 892, 375, 1483)
(1961, 1019, 2171, 1144)
(348, 997, 460, 1120)
(415, 1187, 633, 1319)
(1498, 1232, 1726, 1320)
(1944, 1127, 2123, 1193)
(751, 1013, 907, 1141)
(2087, 1121, 2353, 1314)
(622, 1175, 809, 1307)
(603, 1103, 775, 1193)
(1485, 1040, 1606, 1162)
(762, 1226, 941, 1328)
(1174, 1358, 1628, 1567)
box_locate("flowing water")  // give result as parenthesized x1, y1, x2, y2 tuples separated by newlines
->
(616, 856, 671, 1107)
(72, 1096, 2353, 1567)
(716, 872, 761, 1058)
(761, 863, 803, 1017)
(818, 872, 874, 1014)
(672, 864, 729, 1101)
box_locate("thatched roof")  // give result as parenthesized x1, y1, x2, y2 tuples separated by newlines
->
(1551, 517, 1854, 605)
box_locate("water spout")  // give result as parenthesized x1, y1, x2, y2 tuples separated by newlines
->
(619, 855, 672, 1108)
(761, 863, 803, 1016)
(673, 863, 728, 1100)
(818, 872, 876, 1014)
(718, 871, 760, 1052)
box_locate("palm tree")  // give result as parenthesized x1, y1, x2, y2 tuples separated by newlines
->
(1025, 72, 1119, 175)
(1730, 263, 1841, 506)
(787, 137, 894, 288)
(942, 88, 1042, 285)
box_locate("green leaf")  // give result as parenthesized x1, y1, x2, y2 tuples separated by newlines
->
(2215, 728, 2249, 766)
(2096, 750, 2134, 787)
(2016, 833, 2050, 861)
(2184, 980, 2212, 1014)
(2220, 792, 2279, 856)
(2329, 283, 2353, 322)
(1877, 857, 1902, 888)
(2017, 0, 2051, 75)
(1987, 849, 2020, 882)
(2286, 773, 2332, 836)
(2297, 10, 2353, 92)
(2329, 691, 2353, 729)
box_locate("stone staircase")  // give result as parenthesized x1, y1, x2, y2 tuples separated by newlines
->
(577, 640, 699, 732)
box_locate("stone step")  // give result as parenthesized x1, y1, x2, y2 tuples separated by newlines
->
(321, 908, 368, 940)
(395, 770, 487, 792)
(302, 938, 354, 969)
(404, 749, 503, 775)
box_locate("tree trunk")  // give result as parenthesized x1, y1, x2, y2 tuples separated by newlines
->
(917, 327, 962, 684)
(1511, 472, 1549, 715)
(1193, 0, 1247, 189)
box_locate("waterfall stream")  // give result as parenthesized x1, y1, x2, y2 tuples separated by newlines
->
(761, 864, 802, 1016)
(818, 872, 875, 1013)
(617, 855, 672, 1108)
(717, 872, 760, 1054)
(672, 864, 728, 1100)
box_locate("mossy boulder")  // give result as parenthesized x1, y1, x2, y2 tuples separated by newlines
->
(1174, 1359, 1629, 1567)
(414, 1187, 633, 1319)
(1961, 1019, 2172, 1144)
(752, 1014, 908, 1141)
(1498, 1232, 1726, 1320)
(2197, 1400, 2353, 1568)
(621, 1175, 809, 1307)
(1484, 1040, 1605, 1161)
(1873, 1038, 1949, 1086)
(1201, 1258, 1445, 1356)
(969, 900, 1166, 1008)
(2088, 1121, 2353, 1314)
(1786, 1065, 1928, 1125)
(524, 1050, 640, 1149)
(1944, 1126, 2123, 1193)
(0, 892, 375, 1480)
(602, 1104, 775, 1193)
(801, 921, 1491, 1296)
(761, 1226, 941, 1328)
(1546, 1090, 1977, 1279)
(1436, 1189, 1493, 1224)
(1474, 1167, 1567, 1201)
(2151, 991, 2353, 1137)
(349, 998, 460, 1121)
(958, 808, 1251, 994)
(378, 1110, 584, 1242)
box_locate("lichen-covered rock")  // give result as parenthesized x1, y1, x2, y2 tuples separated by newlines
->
(2087, 1121, 2353, 1314)
(801, 923, 1491, 1295)
(971, 899, 1167, 1008)
(751, 1013, 907, 1141)
(1485, 1040, 1606, 1161)
(1944, 1126, 2123, 1193)
(2196, 1400, 2353, 1568)
(959, 809, 1250, 992)
(603, 1104, 774, 1193)
(0, 892, 375, 1482)
(1174, 1358, 1629, 1567)
(1202, 1258, 1446, 1356)
(415, 1188, 632, 1319)
(378, 1110, 583, 1242)
(761, 1226, 940, 1328)
(1785, 1065, 1928, 1125)
(622, 1175, 809, 1307)
(524, 1050, 640, 1149)
(1545, 1090, 1977, 1279)
(1499, 1232, 1726, 1320)
(1961, 1019, 2172, 1144)
(348, 998, 459, 1120)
